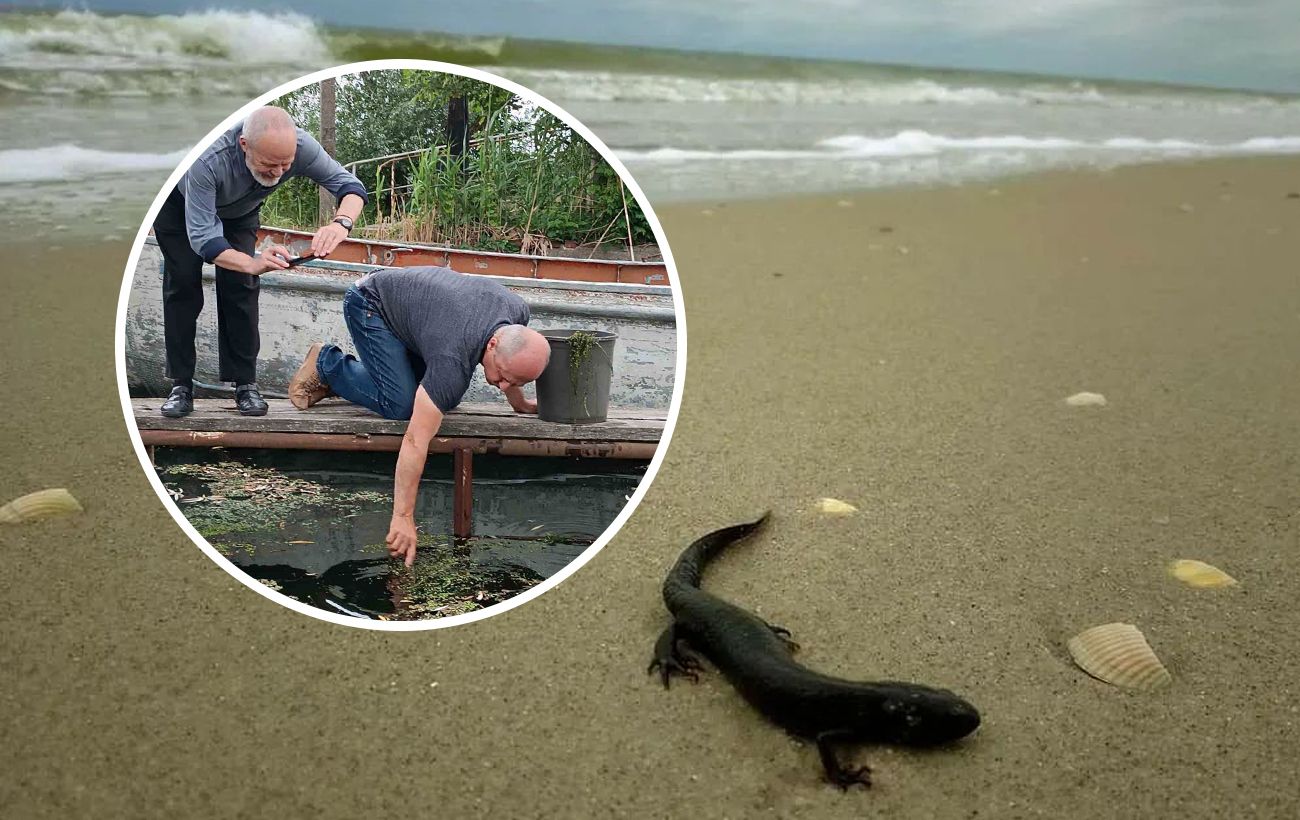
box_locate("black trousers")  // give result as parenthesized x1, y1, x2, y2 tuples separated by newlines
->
(152, 186, 262, 386)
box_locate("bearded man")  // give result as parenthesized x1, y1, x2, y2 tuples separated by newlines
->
(151, 105, 368, 417)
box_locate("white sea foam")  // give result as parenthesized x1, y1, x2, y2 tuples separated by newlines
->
(0, 9, 330, 65)
(494, 66, 1297, 113)
(619, 131, 1300, 163)
(819, 132, 1084, 156)
(0, 9, 330, 98)
(0, 144, 188, 184)
(1234, 136, 1300, 151)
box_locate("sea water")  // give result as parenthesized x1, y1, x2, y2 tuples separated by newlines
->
(2, 8, 1299, 241)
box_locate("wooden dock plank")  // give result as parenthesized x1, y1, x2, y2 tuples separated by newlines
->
(131, 398, 666, 443)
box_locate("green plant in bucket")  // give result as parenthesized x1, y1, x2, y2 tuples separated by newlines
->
(567, 330, 598, 415)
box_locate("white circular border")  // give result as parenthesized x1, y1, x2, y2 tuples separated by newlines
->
(114, 59, 686, 631)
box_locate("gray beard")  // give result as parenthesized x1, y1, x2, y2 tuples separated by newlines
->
(245, 155, 282, 187)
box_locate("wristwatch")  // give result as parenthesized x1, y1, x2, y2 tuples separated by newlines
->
(333, 215, 354, 233)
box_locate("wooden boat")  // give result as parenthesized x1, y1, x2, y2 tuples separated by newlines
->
(256, 227, 671, 286)
(124, 233, 679, 410)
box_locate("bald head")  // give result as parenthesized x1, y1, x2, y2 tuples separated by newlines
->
(243, 106, 296, 148)
(240, 106, 297, 186)
(492, 325, 550, 384)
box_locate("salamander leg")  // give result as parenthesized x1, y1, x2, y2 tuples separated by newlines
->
(815, 732, 872, 790)
(765, 622, 800, 653)
(675, 640, 705, 672)
(647, 623, 703, 689)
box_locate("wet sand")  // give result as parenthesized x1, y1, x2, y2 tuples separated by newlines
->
(3, 156, 1299, 817)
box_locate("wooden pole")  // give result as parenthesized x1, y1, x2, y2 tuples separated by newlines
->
(453, 447, 473, 538)
(619, 178, 636, 262)
(318, 78, 337, 225)
(447, 95, 469, 159)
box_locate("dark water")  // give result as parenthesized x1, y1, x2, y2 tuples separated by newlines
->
(154, 448, 643, 619)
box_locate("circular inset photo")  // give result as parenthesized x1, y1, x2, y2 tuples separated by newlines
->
(115, 60, 682, 629)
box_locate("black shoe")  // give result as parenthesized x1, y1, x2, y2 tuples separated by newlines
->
(235, 383, 269, 417)
(160, 385, 193, 418)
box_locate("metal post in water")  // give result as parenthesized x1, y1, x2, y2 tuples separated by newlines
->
(453, 447, 473, 538)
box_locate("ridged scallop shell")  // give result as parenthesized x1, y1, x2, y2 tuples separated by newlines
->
(1169, 559, 1237, 588)
(815, 497, 858, 516)
(0, 488, 83, 524)
(1065, 392, 1108, 407)
(1067, 623, 1171, 691)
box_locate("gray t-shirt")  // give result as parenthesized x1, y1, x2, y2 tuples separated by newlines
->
(181, 122, 368, 262)
(358, 266, 530, 412)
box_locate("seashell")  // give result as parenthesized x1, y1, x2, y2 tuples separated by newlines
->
(815, 497, 858, 516)
(1067, 623, 1171, 691)
(1065, 392, 1107, 407)
(0, 488, 83, 524)
(1169, 559, 1238, 588)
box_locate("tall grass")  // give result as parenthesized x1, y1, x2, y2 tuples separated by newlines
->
(263, 111, 654, 254)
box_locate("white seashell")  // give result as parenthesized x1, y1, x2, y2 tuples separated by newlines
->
(814, 498, 858, 516)
(1065, 392, 1108, 407)
(1068, 623, 1171, 691)
(0, 488, 83, 524)
(1169, 559, 1238, 588)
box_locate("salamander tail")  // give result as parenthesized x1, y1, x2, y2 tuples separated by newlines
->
(666, 512, 771, 590)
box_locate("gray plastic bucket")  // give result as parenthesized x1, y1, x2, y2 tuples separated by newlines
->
(535, 329, 617, 424)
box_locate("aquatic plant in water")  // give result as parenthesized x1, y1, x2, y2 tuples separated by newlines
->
(383, 533, 542, 620)
(158, 461, 391, 541)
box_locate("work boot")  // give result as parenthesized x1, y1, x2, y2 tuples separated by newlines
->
(235, 383, 269, 416)
(160, 385, 193, 418)
(288, 342, 334, 410)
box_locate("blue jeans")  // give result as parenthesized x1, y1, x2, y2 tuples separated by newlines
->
(317, 286, 425, 420)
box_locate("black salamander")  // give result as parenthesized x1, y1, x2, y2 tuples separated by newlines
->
(649, 513, 980, 789)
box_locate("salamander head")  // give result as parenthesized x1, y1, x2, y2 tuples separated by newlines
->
(867, 688, 981, 747)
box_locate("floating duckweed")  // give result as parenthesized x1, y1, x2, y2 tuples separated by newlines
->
(380, 533, 543, 620)
(159, 461, 391, 540)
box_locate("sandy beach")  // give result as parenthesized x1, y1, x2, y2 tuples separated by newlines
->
(2, 155, 1298, 817)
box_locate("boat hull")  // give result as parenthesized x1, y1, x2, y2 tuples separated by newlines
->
(124, 239, 679, 410)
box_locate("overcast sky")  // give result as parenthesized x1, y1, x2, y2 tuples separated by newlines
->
(14, 0, 1300, 92)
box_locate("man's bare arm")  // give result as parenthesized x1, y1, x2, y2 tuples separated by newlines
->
(310, 193, 365, 257)
(335, 192, 364, 223)
(385, 386, 444, 567)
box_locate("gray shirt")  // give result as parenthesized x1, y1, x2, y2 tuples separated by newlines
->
(358, 266, 531, 413)
(180, 122, 368, 262)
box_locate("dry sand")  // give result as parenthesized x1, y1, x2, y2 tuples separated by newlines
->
(2, 156, 1299, 818)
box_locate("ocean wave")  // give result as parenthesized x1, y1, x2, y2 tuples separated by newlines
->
(493, 66, 1297, 113)
(0, 9, 330, 98)
(819, 132, 1085, 155)
(0, 9, 330, 64)
(496, 66, 1042, 106)
(0, 144, 188, 184)
(618, 131, 1300, 162)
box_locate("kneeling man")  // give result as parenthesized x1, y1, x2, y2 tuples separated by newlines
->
(287, 266, 550, 567)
